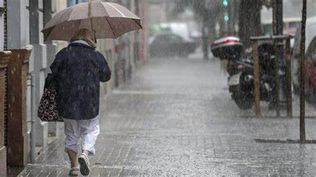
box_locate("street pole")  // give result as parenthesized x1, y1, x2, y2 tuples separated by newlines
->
(272, 0, 283, 117)
(285, 37, 293, 118)
(252, 40, 261, 117)
(300, 0, 307, 143)
(29, 72, 36, 163)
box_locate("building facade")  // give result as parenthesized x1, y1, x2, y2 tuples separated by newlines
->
(0, 0, 148, 176)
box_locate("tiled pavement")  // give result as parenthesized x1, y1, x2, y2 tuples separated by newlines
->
(18, 55, 316, 177)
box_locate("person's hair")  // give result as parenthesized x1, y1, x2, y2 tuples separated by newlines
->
(70, 28, 97, 48)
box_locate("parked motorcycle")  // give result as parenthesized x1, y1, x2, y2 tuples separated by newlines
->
(211, 37, 278, 109)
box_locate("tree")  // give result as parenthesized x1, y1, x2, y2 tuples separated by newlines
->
(238, 0, 263, 48)
(173, 0, 221, 60)
(174, 0, 269, 53)
(300, 0, 307, 142)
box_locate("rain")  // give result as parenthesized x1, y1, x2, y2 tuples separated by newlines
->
(2, 0, 316, 177)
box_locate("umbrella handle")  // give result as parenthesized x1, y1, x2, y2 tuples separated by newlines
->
(88, 0, 97, 41)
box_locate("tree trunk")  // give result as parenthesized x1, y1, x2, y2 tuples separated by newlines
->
(300, 0, 307, 143)
(238, 0, 262, 48)
(202, 17, 209, 60)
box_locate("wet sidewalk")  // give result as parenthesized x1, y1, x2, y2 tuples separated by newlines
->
(18, 55, 316, 177)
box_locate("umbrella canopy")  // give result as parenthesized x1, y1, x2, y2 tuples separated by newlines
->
(42, 0, 142, 41)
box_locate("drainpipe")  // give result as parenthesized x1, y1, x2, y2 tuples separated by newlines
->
(28, 72, 36, 163)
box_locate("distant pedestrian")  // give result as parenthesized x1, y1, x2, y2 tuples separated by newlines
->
(50, 29, 111, 176)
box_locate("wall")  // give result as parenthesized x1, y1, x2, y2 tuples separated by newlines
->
(5, 0, 58, 163)
(7, 0, 30, 49)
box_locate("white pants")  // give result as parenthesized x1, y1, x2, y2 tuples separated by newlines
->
(64, 116, 100, 155)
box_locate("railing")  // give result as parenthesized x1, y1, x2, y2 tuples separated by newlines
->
(250, 35, 293, 118)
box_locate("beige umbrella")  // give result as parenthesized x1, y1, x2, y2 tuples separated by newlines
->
(42, 0, 142, 41)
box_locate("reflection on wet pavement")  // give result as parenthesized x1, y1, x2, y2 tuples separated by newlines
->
(18, 56, 316, 177)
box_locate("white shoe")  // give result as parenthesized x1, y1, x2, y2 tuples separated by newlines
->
(78, 153, 90, 176)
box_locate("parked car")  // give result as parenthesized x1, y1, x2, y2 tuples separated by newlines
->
(149, 33, 197, 57)
(292, 16, 316, 102)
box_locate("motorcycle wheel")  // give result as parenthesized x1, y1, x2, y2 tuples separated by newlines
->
(232, 93, 254, 110)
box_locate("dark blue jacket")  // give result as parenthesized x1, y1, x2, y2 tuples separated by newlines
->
(50, 43, 111, 120)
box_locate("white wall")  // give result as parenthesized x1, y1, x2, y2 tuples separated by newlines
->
(7, 0, 30, 49)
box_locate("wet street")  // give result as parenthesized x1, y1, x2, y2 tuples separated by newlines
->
(19, 53, 316, 177)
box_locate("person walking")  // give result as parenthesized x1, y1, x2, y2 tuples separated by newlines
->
(50, 29, 111, 176)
